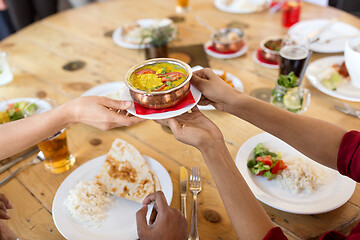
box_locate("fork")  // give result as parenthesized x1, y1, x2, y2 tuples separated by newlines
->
(188, 167, 201, 240)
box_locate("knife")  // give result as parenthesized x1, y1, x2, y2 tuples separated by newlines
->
(180, 166, 188, 219)
(334, 103, 360, 119)
(0, 145, 39, 175)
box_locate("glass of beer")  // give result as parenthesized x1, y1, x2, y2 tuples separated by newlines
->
(279, 34, 309, 81)
(176, 0, 190, 13)
(24, 99, 75, 174)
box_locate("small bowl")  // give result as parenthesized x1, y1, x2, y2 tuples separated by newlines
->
(125, 58, 192, 109)
(211, 28, 244, 53)
(260, 36, 283, 63)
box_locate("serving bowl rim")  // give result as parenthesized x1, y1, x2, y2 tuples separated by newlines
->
(260, 35, 283, 55)
(125, 58, 192, 95)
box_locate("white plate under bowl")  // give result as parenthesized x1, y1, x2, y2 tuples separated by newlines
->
(252, 51, 279, 69)
(191, 66, 244, 110)
(214, 0, 270, 14)
(52, 155, 173, 240)
(81, 82, 126, 97)
(289, 19, 360, 53)
(236, 132, 356, 214)
(121, 85, 202, 120)
(204, 41, 248, 59)
(306, 56, 360, 102)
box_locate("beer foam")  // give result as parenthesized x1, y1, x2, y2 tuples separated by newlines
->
(280, 46, 308, 60)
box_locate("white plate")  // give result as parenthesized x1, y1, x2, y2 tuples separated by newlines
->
(82, 82, 201, 120)
(81, 82, 127, 97)
(289, 19, 360, 53)
(252, 51, 279, 69)
(204, 41, 248, 59)
(53, 155, 173, 240)
(306, 56, 360, 102)
(214, 0, 270, 14)
(0, 97, 39, 112)
(191, 66, 244, 110)
(112, 18, 176, 49)
(235, 132, 356, 214)
(121, 85, 201, 120)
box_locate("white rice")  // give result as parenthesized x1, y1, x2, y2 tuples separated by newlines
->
(276, 156, 335, 193)
(64, 180, 111, 226)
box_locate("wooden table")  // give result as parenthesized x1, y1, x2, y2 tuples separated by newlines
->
(0, 0, 359, 239)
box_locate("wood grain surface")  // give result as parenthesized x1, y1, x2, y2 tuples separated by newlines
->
(0, 0, 359, 239)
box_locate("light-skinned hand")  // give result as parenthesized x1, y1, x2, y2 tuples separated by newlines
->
(191, 68, 238, 112)
(136, 191, 187, 240)
(63, 96, 145, 130)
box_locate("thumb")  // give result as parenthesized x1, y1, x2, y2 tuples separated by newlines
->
(136, 205, 148, 234)
(101, 97, 132, 110)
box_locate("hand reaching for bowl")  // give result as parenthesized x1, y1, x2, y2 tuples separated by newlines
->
(0, 194, 12, 220)
(63, 96, 145, 130)
(191, 68, 239, 113)
(136, 191, 187, 240)
(155, 107, 223, 151)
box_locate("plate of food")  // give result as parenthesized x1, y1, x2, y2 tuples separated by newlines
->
(235, 132, 356, 214)
(192, 66, 244, 110)
(0, 98, 39, 124)
(214, 0, 270, 14)
(52, 139, 173, 240)
(289, 19, 360, 53)
(305, 56, 360, 102)
(112, 18, 176, 49)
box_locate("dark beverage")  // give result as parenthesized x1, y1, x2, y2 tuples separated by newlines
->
(279, 45, 308, 78)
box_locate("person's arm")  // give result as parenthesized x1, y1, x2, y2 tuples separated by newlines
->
(156, 109, 275, 240)
(191, 68, 347, 170)
(0, 96, 144, 159)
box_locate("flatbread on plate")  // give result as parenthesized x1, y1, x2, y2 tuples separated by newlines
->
(96, 139, 159, 203)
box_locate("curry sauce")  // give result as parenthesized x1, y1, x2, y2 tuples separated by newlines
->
(129, 62, 187, 92)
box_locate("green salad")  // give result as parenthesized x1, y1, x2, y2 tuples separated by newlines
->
(0, 101, 37, 124)
(247, 143, 287, 180)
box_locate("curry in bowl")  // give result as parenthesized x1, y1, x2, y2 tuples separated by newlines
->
(129, 62, 187, 93)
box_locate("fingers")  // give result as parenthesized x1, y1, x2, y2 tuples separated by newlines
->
(99, 97, 133, 110)
(142, 191, 168, 212)
(149, 206, 158, 225)
(0, 194, 12, 209)
(0, 202, 10, 220)
(136, 205, 148, 235)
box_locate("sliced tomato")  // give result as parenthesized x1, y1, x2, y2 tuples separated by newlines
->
(271, 160, 287, 174)
(153, 83, 166, 91)
(160, 76, 177, 82)
(256, 155, 273, 166)
(135, 69, 156, 75)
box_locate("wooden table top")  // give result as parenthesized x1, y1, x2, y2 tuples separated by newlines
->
(0, 0, 360, 239)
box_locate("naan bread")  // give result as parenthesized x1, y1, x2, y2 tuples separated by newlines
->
(96, 139, 159, 203)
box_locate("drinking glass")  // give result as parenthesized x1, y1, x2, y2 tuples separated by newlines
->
(0, 51, 13, 86)
(270, 82, 310, 114)
(24, 99, 75, 174)
(279, 34, 309, 80)
(176, 0, 190, 13)
(282, 0, 301, 28)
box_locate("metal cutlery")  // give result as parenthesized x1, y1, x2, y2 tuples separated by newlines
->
(319, 33, 360, 44)
(334, 102, 360, 119)
(188, 167, 201, 240)
(308, 18, 337, 43)
(180, 166, 188, 219)
(0, 146, 39, 175)
(0, 151, 45, 187)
